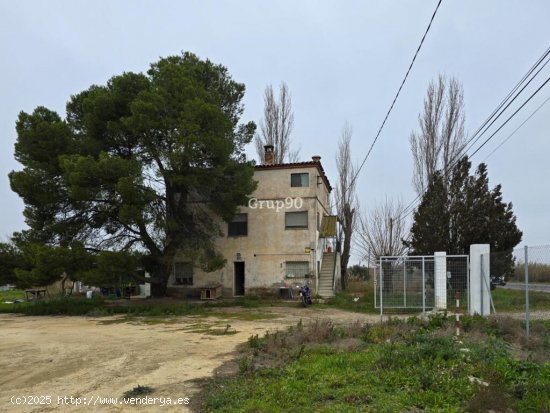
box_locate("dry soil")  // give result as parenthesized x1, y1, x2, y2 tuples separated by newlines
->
(0, 307, 381, 413)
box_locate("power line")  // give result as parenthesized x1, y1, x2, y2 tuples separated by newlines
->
(483, 95, 550, 161)
(463, 47, 550, 153)
(468, 75, 550, 159)
(462, 53, 550, 156)
(397, 46, 550, 222)
(400, 76, 549, 222)
(399, 77, 549, 223)
(344, 0, 444, 196)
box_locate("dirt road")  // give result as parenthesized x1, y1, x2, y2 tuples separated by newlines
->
(0, 307, 380, 413)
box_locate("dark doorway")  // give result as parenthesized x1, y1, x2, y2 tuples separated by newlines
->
(234, 262, 245, 296)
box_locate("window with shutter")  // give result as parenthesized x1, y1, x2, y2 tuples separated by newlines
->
(285, 211, 308, 229)
(174, 262, 193, 285)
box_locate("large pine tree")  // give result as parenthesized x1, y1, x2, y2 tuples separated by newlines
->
(9, 53, 257, 295)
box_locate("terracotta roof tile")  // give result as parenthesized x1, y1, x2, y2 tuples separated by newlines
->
(254, 161, 332, 191)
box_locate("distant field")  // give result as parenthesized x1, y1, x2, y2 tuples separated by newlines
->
(511, 262, 550, 283)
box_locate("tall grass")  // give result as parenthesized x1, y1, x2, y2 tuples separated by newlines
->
(323, 279, 378, 314)
(0, 296, 209, 316)
(491, 288, 550, 311)
(200, 316, 550, 412)
(511, 262, 550, 283)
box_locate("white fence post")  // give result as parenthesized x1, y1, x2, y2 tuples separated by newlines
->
(434, 251, 447, 310)
(524, 245, 530, 337)
(469, 244, 490, 316)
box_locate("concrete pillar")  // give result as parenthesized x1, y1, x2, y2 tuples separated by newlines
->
(434, 251, 447, 309)
(469, 244, 490, 316)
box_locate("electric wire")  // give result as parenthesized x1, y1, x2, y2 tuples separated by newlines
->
(396, 47, 550, 223)
(398, 77, 549, 226)
(468, 75, 550, 159)
(354, 61, 550, 254)
(483, 95, 550, 161)
(463, 47, 550, 154)
(462, 54, 550, 157)
(343, 0, 444, 198)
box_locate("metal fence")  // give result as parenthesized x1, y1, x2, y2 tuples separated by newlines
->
(446, 255, 470, 311)
(479, 245, 550, 337)
(513, 245, 549, 336)
(375, 254, 469, 315)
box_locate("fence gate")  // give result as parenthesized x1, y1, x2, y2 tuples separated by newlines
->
(374, 254, 469, 315)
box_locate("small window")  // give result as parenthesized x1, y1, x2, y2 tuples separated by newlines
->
(285, 211, 308, 229)
(174, 262, 193, 285)
(228, 213, 248, 236)
(291, 173, 309, 187)
(286, 261, 310, 278)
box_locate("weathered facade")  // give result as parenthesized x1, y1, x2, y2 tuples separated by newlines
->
(168, 151, 340, 298)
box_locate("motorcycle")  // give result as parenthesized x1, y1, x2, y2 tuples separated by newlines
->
(297, 284, 313, 307)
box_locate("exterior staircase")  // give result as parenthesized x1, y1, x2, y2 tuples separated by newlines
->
(318, 252, 336, 298)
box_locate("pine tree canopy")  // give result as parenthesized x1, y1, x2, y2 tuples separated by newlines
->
(8, 52, 257, 294)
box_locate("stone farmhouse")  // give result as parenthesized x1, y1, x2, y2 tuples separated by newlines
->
(167, 145, 340, 299)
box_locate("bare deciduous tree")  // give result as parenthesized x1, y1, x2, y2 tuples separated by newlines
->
(255, 82, 300, 163)
(356, 198, 408, 265)
(410, 75, 466, 195)
(334, 122, 357, 290)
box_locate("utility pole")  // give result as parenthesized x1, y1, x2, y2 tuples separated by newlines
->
(389, 217, 394, 255)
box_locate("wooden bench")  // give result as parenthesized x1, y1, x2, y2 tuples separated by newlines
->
(25, 289, 48, 300)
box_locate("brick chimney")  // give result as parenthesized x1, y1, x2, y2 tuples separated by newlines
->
(264, 145, 274, 165)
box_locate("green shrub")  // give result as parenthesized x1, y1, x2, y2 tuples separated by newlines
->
(123, 385, 154, 398)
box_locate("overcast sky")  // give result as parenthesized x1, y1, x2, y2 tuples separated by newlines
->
(1, 1, 549, 261)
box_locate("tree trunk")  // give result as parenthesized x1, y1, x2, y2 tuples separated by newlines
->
(146, 255, 174, 297)
(382, 261, 393, 293)
(340, 206, 354, 290)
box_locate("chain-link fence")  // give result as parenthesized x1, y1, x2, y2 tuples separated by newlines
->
(513, 245, 550, 283)
(487, 245, 550, 337)
(446, 256, 469, 312)
(375, 256, 435, 311)
(374, 254, 468, 315)
(373, 247, 548, 334)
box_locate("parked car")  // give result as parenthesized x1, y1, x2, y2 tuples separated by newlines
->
(490, 275, 506, 290)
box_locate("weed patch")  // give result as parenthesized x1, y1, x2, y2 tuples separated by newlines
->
(198, 315, 550, 412)
(123, 385, 154, 398)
